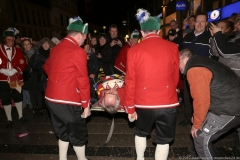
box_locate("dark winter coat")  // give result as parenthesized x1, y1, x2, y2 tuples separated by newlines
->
(97, 44, 114, 76)
(211, 31, 240, 76)
(87, 51, 99, 77)
(108, 35, 125, 63)
(181, 30, 211, 57)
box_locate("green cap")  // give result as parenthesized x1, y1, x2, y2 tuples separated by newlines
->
(67, 16, 88, 34)
(130, 30, 140, 39)
(136, 9, 161, 30)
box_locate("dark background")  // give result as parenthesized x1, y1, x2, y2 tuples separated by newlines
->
(78, 0, 137, 30)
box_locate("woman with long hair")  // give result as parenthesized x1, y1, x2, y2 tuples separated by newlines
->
(31, 38, 55, 117)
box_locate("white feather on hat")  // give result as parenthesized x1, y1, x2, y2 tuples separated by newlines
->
(6, 27, 20, 36)
(69, 16, 83, 24)
(136, 8, 150, 23)
(132, 29, 139, 35)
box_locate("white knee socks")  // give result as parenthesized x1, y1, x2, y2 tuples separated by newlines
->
(59, 139, 69, 160)
(3, 105, 12, 121)
(15, 102, 23, 119)
(135, 135, 146, 160)
(73, 145, 87, 160)
(155, 144, 169, 160)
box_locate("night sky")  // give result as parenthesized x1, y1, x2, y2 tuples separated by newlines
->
(26, 0, 51, 8)
(78, 0, 136, 28)
(25, 0, 137, 33)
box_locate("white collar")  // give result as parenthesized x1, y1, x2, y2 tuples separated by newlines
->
(143, 34, 159, 41)
(4, 45, 11, 50)
(194, 29, 205, 36)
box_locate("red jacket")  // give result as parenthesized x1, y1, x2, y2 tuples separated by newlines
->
(44, 36, 90, 108)
(124, 34, 180, 114)
(0, 44, 26, 82)
(114, 43, 131, 74)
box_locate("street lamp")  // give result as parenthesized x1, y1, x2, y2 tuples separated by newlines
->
(103, 26, 106, 33)
(94, 30, 97, 33)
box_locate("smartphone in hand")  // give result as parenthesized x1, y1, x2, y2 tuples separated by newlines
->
(207, 22, 212, 28)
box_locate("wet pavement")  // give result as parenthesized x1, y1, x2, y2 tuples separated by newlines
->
(0, 106, 239, 160)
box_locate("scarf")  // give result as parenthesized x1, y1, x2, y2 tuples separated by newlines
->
(39, 46, 50, 59)
(98, 44, 106, 53)
(24, 48, 35, 59)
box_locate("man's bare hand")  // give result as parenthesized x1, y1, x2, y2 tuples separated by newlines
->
(97, 53, 102, 58)
(89, 74, 95, 79)
(110, 40, 116, 47)
(209, 22, 221, 36)
(116, 40, 122, 47)
(82, 106, 91, 118)
(191, 125, 199, 138)
(128, 112, 138, 122)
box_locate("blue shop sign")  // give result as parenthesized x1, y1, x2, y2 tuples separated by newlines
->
(176, 1, 186, 11)
(221, 1, 240, 19)
(207, 1, 240, 22)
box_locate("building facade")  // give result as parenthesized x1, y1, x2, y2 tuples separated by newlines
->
(50, 0, 78, 39)
(0, 0, 79, 41)
(129, 0, 238, 37)
(1, 0, 51, 41)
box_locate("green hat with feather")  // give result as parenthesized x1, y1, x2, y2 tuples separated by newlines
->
(67, 16, 88, 34)
(136, 9, 161, 31)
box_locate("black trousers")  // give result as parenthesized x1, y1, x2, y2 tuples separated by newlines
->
(194, 112, 240, 159)
(183, 80, 193, 121)
(28, 90, 42, 108)
(0, 82, 22, 105)
(135, 107, 177, 144)
(46, 101, 88, 146)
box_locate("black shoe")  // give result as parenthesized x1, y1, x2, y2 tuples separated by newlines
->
(6, 120, 12, 129)
(19, 117, 28, 123)
(178, 119, 191, 126)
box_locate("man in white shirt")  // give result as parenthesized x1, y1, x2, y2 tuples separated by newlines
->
(0, 28, 27, 129)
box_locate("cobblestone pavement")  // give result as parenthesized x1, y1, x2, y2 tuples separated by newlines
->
(0, 106, 239, 160)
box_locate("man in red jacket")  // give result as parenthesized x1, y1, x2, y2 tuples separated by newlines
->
(44, 16, 90, 160)
(0, 28, 27, 129)
(114, 30, 140, 75)
(124, 9, 179, 160)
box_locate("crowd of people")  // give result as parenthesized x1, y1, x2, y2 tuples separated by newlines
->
(0, 8, 240, 160)
(95, 11, 240, 160)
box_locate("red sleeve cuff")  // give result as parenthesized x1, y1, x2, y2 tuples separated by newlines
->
(81, 100, 90, 108)
(14, 67, 22, 73)
(127, 106, 135, 114)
